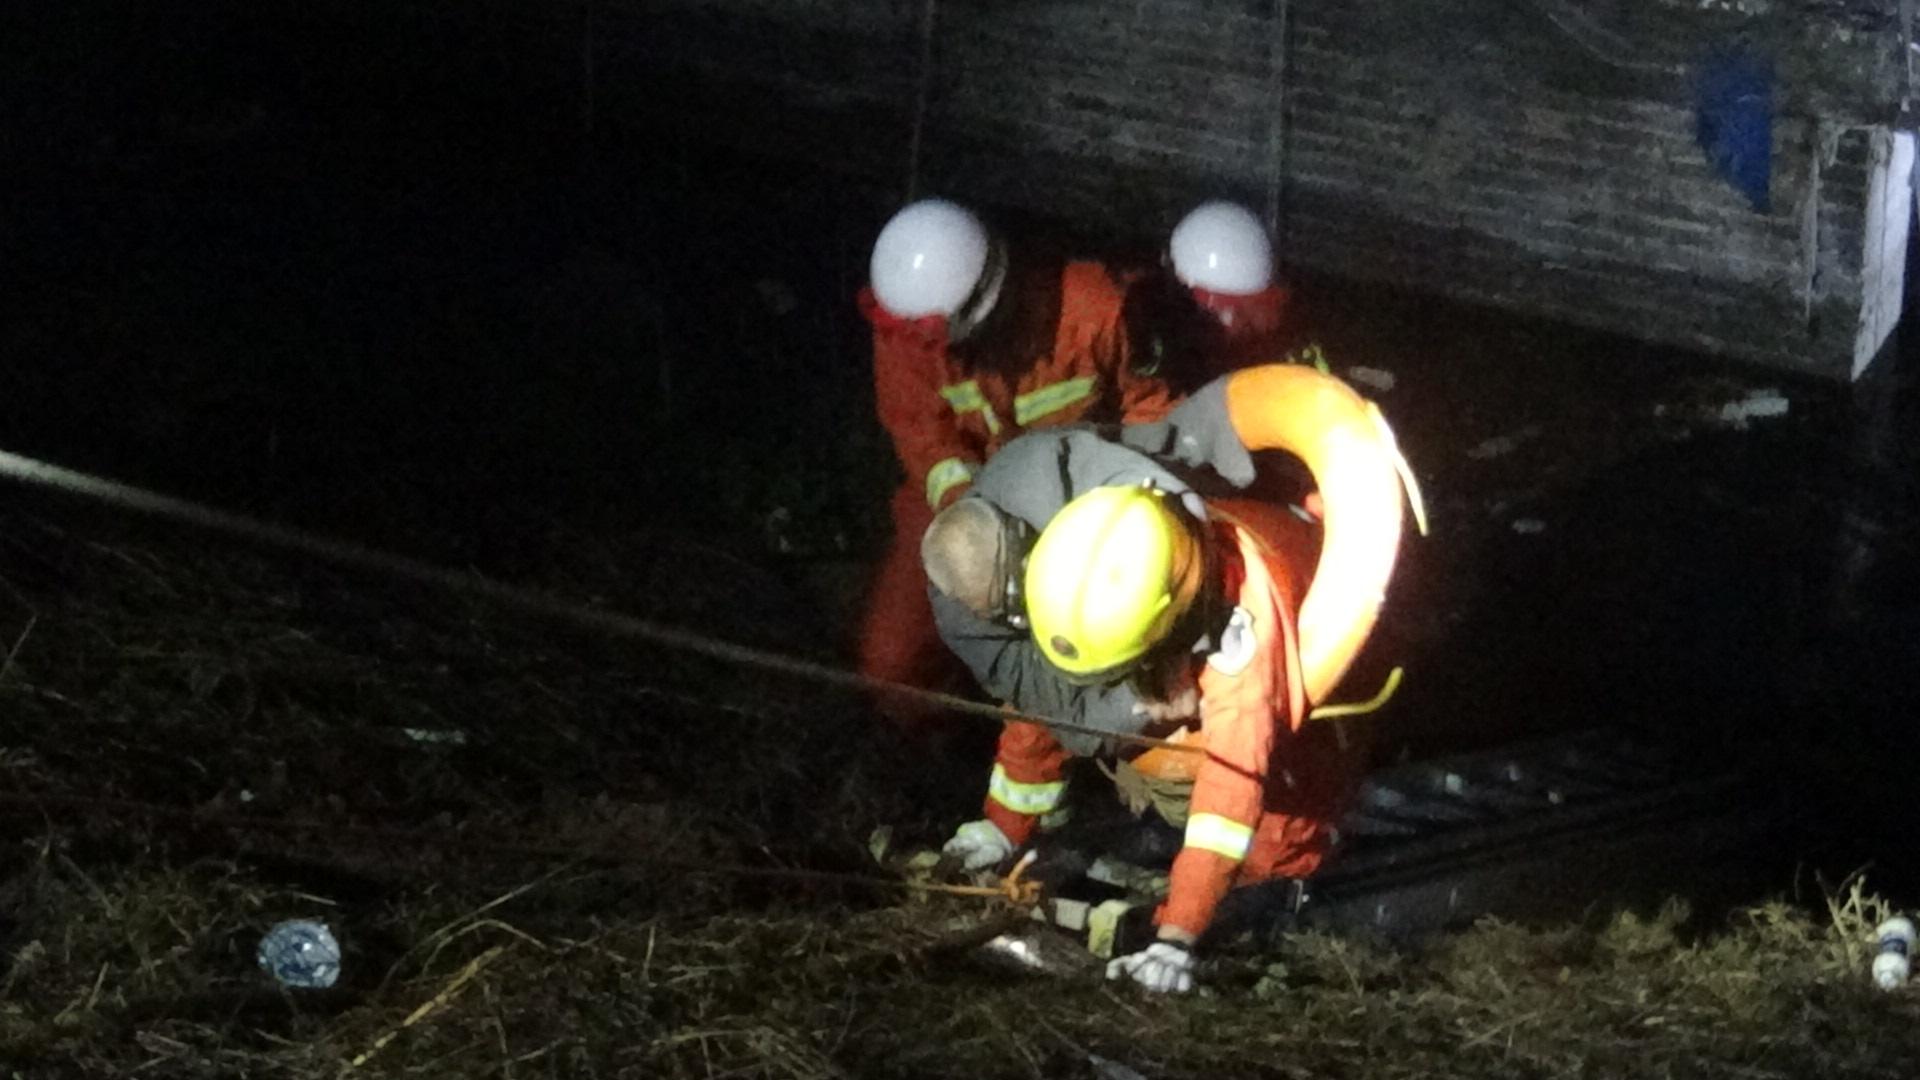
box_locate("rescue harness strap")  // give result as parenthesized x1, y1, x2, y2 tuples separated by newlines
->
(0, 448, 1198, 755)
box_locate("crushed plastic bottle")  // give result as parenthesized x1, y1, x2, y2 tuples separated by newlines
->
(258, 919, 342, 989)
(1873, 916, 1914, 990)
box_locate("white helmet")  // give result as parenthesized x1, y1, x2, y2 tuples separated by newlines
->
(869, 199, 993, 319)
(1169, 201, 1274, 296)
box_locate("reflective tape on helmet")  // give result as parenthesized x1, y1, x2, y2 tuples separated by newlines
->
(925, 457, 977, 509)
(987, 763, 1066, 816)
(1013, 376, 1094, 426)
(1183, 812, 1253, 861)
(940, 379, 1002, 436)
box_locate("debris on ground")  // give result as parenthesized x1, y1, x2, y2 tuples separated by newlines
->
(1652, 383, 1793, 431)
(401, 728, 469, 747)
(1873, 915, 1914, 989)
(1345, 365, 1398, 393)
(1466, 426, 1543, 460)
(1510, 518, 1548, 535)
(257, 919, 343, 989)
(1714, 388, 1791, 428)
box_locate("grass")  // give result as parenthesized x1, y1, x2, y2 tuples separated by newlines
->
(0, 492, 1918, 1078)
(5, 853, 1920, 1078)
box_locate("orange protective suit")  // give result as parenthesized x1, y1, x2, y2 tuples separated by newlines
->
(856, 259, 1174, 725)
(1189, 283, 1295, 375)
(978, 496, 1363, 941)
(1122, 271, 1297, 394)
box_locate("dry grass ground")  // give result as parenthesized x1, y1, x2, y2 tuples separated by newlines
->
(1, 499, 1919, 1079)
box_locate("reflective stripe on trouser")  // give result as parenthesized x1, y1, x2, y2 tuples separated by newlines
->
(988, 763, 1066, 817)
(924, 456, 976, 509)
(1183, 812, 1254, 861)
(1013, 376, 1095, 426)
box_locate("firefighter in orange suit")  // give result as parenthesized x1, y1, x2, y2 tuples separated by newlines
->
(940, 484, 1360, 992)
(936, 364, 1413, 992)
(856, 198, 1174, 726)
(1128, 201, 1297, 390)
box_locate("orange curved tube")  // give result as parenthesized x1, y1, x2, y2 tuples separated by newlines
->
(1223, 364, 1409, 706)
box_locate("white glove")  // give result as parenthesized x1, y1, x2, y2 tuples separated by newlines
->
(941, 819, 1014, 872)
(1106, 941, 1196, 994)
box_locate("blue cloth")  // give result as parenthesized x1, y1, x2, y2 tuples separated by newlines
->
(1695, 46, 1774, 213)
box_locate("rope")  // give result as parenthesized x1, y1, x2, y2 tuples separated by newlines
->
(1906, 0, 1918, 120)
(0, 790, 1040, 905)
(1264, 0, 1292, 245)
(1519, 0, 1684, 77)
(0, 448, 1199, 756)
(905, 0, 939, 201)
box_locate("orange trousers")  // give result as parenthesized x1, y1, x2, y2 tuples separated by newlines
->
(1240, 712, 1367, 881)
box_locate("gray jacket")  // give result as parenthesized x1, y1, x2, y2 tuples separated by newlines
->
(928, 377, 1253, 752)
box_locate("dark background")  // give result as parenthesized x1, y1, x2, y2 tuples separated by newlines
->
(6, 2, 1920, 897)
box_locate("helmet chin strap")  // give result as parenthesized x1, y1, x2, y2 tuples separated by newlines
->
(946, 237, 1008, 345)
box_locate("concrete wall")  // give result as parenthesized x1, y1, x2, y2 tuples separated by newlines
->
(593, 0, 1914, 380)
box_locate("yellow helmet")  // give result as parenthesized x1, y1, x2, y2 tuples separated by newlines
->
(1024, 484, 1204, 683)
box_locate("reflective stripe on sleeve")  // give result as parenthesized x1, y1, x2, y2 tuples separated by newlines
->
(987, 763, 1065, 816)
(940, 380, 985, 410)
(1013, 376, 1095, 425)
(940, 379, 1001, 435)
(1183, 812, 1254, 862)
(925, 457, 976, 508)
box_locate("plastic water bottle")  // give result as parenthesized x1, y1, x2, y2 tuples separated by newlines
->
(258, 919, 342, 989)
(1872, 916, 1914, 990)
